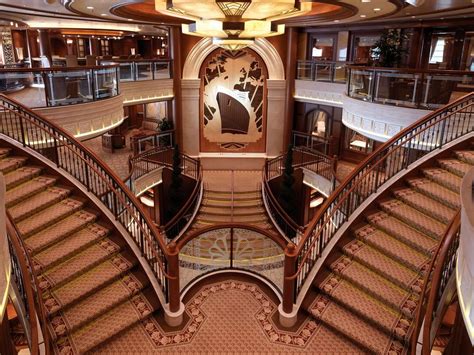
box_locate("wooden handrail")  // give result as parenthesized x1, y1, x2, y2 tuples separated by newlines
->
(283, 92, 473, 307)
(410, 211, 461, 354)
(6, 213, 50, 355)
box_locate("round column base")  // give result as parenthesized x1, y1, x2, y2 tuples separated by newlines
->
(278, 303, 298, 328)
(164, 302, 185, 327)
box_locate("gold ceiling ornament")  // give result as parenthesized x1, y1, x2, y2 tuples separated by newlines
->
(155, 0, 311, 50)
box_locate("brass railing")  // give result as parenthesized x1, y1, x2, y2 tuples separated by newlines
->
(282, 92, 474, 314)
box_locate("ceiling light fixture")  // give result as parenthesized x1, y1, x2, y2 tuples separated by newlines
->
(155, 0, 311, 50)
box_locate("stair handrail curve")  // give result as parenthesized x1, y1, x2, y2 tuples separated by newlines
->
(0, 94, 175, 302)
(284, 92, 474, 308)
(6, 212, 51, 354)
(262, 147, 337, 237)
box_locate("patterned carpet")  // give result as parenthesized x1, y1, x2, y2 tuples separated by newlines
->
(302, 147, 473, 354)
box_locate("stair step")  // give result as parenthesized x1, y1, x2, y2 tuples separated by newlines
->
(318, 275, 413, 343)
(379, 199, 447, 240)
(329, 258, 419, 318)
(5, 166, 42, 189)
(454, 150, 474, 165)
(423, 168, 462, 193)
(9, 186, 72, 222)
(17, 197, 86, 238)
(393, 188, 456, 224)
(25, 210, 98, 254)
(48, 273, 147, 338)
(203, 199, 262, 207)
(199, 206, 265, 216)
(5, 176, 57, 207)
(37, 239, 121, 292)
(353, 224, 429, 272)
(342, 241, 422, 292)
(0, 156, 28, 173)
(33, 224, 110, 272)
(367, 211, 437, 255)
(0, 147, 11, 158)
(309, 295, 406, 354)
(438, 158, 472, 177)
(55, 293, 155, 354)
(42, 254, 136, 316)
(407, 177, 460, 209)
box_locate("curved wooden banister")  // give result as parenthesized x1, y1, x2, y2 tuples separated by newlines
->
(6, 212, 50, 355)
(0, 94, 176, 304)
(282, 92, 473, 310)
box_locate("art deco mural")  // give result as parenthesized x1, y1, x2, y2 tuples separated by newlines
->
(200, 48, 267, 152)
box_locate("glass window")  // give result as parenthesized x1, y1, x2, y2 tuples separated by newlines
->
(428, 33, 455, 69)
(310, 35, 335, 61)
(345, 128, 374, 154)
(461, 32, 474, 71)
(306, 110, 329, 138)
(352, 33, 381, 64)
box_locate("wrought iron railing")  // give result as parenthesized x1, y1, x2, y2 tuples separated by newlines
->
(282, 92, 474, 313)
(0, 94, 176, 308)
(292, 130, 331, 155)
(130, 130, 174, 155)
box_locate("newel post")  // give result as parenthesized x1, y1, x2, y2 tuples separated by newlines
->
(164, 242, 185, 327)
(279, 242, 298, 327)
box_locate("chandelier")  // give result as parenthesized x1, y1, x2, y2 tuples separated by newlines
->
(155, 1, 311, 50)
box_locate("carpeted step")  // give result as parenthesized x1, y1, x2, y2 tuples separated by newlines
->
(37, 238, 122, 292)
(422, 168, 462, 193)
(379, 199, 446, 240)
(329, 259, 419, 318)
(342, 241, 422, 293)
(202, 198, 262, 208)
(0, 147, 11, 158)
(33, 224, 110, 272)
(4, 166, 43, 189)
(55, 293, 156, 354)
(392, 188, 456, 224)
(42, 254, 137, 316)
(196, 213, 268, 224)
(0, 156, 28, 173)
(16, 197, 86, 238)
(48, 273, 148, 340)
(353, 224, 429, 272)
(5, 175, 58, 207)
(317, 275, 413, 344)
(9, 186, 72, 222)
(199, 205, 265, 216)
(367, 211, 437, 255)
(407, 177, 460, 209)
(25, 210, 98, 254)
(454, 150, 474, 165)
(309, 295, 406, 354)
(437, 158, 472, 177)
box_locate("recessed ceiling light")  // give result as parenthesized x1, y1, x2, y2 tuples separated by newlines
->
(360, 14, 367, 18)
(334, 20, 340, 23)
(86, 6, 94, 10)
(373, 8, 381, 11)
(101, 13, 107, 16)
(128, 18, 133, 21)
(361, 0, 371, 2)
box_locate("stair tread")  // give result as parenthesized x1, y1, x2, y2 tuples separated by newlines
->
(407, 177, 460, 209)
(367, 211, 437, 255)
(379, 199, 447, 240)
(9, 186, 72, 222)
(25, 210, 97, 253)
(17, 197, 85, 238)
(5, 175, 57, 207)
(318, 275, 413, 343)
(49, 274, 146, 338)
(56, 294, 154, 354)
(309, 295, 405, 354)
(393, 188, 456, 224)
(0, 147, 11, 158)
(343, 241, 421, 292)
(33, 224, 110, 271)
(438, 158, 472, 177)
(4, 166, 42, 188)
(0, 156, 28, 173)
(423, 168, 462, 193)
(42, 254, 136, 315)
(454, 150, 474, 165)
(38, 239, 121, 291)
(354, 224, 429, 272)
(329, 258, 419, 317)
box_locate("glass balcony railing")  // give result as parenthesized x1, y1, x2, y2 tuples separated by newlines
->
(296, 60, 350, 83)
(347, 66, 474, 109)
(0, 60, 172, 108)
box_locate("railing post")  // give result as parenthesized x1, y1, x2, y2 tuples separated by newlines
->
(279, 242, 298, 327)
(164, 242, 185, 327)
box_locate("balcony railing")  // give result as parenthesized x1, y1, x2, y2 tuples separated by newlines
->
(99, 59, 171, 82)
(347, 66, 474, 110)
(296, 60, 350, 83)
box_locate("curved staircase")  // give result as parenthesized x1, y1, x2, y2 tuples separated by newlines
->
(2, 145, 161, 354)
(300, 144, 473, 354)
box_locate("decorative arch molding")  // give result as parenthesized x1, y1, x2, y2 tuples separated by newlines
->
(183, 37, 285, 80)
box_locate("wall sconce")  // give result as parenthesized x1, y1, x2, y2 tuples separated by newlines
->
(130, 48, 136, 55)
(66, 39, 73, 44)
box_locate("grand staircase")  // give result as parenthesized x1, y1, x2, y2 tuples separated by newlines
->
(301, 143, 473, 354)
(1, 144, 161, 354)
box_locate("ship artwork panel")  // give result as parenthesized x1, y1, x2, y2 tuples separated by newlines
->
(200, 48, 267, 152)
